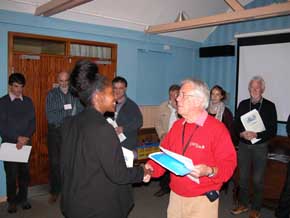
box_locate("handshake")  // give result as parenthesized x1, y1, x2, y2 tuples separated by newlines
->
(141, 163, 154, 183)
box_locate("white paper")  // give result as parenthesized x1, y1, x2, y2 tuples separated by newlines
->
(106, 118, 127, 142)
(160, 147, 199, 184)
(64, 104, 72, 110)
(0, 143, 32, 163)
(240, 109, 266, 144)
(122, 147, 134, 168)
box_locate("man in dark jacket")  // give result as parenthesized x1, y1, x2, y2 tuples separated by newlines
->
(0, 73, 35, 213)
(112, 76, 143, 151)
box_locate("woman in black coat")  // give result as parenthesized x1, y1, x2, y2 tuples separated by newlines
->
(60, 60, 151, 218)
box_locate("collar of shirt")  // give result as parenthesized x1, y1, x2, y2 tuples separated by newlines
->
(182, 110, 208, 127)
(9, 92, 23, 101)
(167, 101, 176, 112)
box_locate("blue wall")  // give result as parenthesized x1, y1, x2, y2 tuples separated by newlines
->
(197, 0, 290, 136)
(0, 9, 200, 197)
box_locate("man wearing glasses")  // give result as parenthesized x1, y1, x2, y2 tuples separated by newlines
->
(146, 79, 236, 218)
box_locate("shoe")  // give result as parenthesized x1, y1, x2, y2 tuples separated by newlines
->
(154, 189, 170, 197)
(7, 203, 17, 213)
(231, 205, 249, 215)
(48, 194, 59, 204)
(249, 210, 261, 218)
(21, 201, 32, 210)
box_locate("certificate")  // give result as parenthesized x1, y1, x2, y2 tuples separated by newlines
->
(240, 109, 266, 144)
(0, 143, 32, 163)
(149, 147, 199, 184)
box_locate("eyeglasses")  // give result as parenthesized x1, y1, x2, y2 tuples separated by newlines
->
(177, 92, 195, 99)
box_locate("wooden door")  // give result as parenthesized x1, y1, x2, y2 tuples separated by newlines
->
(12, 54, 71, 185)
(12, 54, 116, 185)
(9, 32, 117, 186)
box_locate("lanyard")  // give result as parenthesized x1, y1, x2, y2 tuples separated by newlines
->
(181, 123, 199, 155)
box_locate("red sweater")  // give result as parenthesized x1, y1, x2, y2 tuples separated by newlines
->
(148, 115, 237, 197)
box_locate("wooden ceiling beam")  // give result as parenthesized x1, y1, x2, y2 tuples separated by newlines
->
(145, 2, 290, 34)
(224, 0, 244, 11)
(35, 0, 93, 16)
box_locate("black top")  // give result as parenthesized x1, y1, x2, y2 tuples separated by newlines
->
(0, 94, 35, 143)
(209, 107, 238, 146)
(235, 98, 277, 145)
(60, 107, 144, 218)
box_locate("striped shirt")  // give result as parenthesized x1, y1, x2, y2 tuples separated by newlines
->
(45, 87, 83, 126)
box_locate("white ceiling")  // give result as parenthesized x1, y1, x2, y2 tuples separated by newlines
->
(0, 0, 253, 42)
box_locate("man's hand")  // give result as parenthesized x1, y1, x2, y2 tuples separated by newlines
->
(115, 126, 124, 135)
(189, 164, 213, 178)
(240, 131, 257, 140)
(16, 136, 29, 150)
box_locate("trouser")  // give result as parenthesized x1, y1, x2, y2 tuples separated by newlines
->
(238, 141, 268, 211)
(275, 160, 290, 218)
(47, 124, 61, 195)
(159, 171, 170, 191)
(4, 161, 30, 204)
(167, 191, 218, 218)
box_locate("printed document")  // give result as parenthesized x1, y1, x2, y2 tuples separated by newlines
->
(0, 143, 32, 163)
(149, 147, 199, 184)
(106, 117, 127, 142)
(240, 109, 265, 144)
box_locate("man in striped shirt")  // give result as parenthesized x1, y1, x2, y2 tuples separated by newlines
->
(45, 71, 83, 204)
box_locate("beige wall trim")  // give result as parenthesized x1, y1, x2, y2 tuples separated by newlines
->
(225, 0, 244, 11)
(35, 0, 93, 16)
(0, 196, 7, 203)
(146, 2, 290, 34)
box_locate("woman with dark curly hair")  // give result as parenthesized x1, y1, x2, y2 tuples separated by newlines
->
(60, 60, 151, 218)
(208, 85, 237, 145)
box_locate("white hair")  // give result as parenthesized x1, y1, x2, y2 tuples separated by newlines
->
(181, 78, 210, 109)
(248, 75, 265, 92)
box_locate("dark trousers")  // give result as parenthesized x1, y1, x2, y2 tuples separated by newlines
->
(47, 125, 61, 195)
(3, 161, 30, 204)
(238, 141, 268, 211)
(275, 161, 290, 218)
(159, 171, 170, 191)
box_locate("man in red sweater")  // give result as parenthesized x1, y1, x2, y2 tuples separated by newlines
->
(146, 79, 237, 218)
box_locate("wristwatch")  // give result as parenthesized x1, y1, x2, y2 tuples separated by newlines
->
(207, 167, 215, 178)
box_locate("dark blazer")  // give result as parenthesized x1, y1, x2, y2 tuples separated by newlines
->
(116, 97, 143, 150)
(60, 107, 144, 218)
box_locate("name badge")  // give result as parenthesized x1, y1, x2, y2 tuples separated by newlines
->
(64, 104, 72, 110)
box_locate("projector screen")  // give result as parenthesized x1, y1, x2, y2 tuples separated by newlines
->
(236, 33, 290, 123)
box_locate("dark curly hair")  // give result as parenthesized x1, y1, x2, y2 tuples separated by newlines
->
(70, 60, 109, 106)
(210, 85, 227, 101)
(9, 73, 26, 86)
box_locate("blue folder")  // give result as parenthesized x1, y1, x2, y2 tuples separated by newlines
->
(149, 152, 192, 176)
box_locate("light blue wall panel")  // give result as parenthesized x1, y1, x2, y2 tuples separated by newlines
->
(199, 0, 290, 135)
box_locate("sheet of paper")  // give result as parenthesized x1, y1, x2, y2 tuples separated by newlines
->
(240, 109, 266, 144)
(122, 147, 134, 168)
(106, 118, 127, 142)
(0, 143, 32, 163)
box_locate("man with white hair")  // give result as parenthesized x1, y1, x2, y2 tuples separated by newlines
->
(231, 76, 277, 218)
(146, 79, 237, 218)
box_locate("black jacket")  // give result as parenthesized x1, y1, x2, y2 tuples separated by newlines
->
(60, 107, 144, 218)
